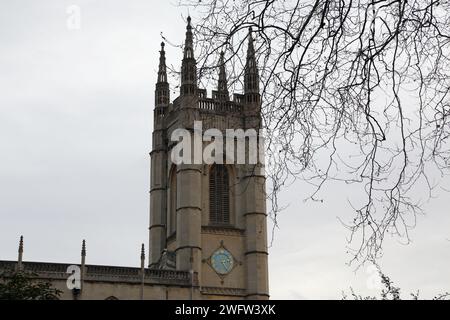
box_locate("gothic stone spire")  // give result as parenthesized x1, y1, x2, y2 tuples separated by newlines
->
(244, 27, 260, 103)
(181, 16, 197, 96)
(184, 16, 194, 59)
(157, 42, 167, 83)
(217, 51, 229, 101)
(155, 42, 169, 107)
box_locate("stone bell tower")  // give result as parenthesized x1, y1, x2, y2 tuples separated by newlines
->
(149, 18, 269, 299)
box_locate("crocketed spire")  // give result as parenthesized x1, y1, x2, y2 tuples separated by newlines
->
(180, 16, 197, 96)
(184, 16, 194, 59)
(155, 42, 170, 107)
(217, 51, 229, 101)
(244, 27, 260, 102)
(157, 42, 167, 83)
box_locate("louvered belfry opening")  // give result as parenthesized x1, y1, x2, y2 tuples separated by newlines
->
(209, 164, 230, 225)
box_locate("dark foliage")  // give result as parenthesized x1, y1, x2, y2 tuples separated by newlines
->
(0, 271, 61, 300)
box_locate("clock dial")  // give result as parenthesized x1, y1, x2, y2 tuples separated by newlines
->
(211, 248, 234, 275)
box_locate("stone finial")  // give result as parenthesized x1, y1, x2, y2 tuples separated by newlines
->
(81, 239, 86, 257)
(80, 239, 86, 293)
(139, 243, 145, 299)
(18, 235, 23, 253)
(17, 235, 24, 272)
(140, 243, 145, 260)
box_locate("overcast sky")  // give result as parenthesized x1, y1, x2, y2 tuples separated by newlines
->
(0, 0, 449, 299)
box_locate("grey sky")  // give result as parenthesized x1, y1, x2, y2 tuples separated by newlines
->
(0, 0, 449, 299)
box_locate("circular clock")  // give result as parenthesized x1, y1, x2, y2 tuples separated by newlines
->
(211, 248, 234, 275)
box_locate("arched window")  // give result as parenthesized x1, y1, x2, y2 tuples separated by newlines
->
(105, 296, 119, 300)
(209, 165, 230, 225)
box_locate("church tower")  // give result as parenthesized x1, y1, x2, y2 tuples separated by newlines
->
(149, 19, 269, 300)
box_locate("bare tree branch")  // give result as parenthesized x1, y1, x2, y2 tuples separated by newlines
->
(176, 0, 450, 264)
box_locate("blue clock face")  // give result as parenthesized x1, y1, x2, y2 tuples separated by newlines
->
(211, 249, 234, 275)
